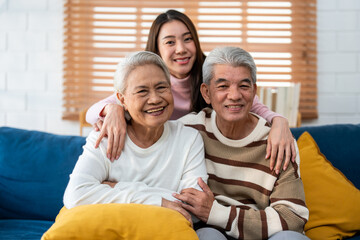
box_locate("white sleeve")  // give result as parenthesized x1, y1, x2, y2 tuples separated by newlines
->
(177, 130, 208, 192)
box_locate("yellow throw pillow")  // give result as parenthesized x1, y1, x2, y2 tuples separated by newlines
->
(42, 203, 198, 240)
(297, 132, 360, 240)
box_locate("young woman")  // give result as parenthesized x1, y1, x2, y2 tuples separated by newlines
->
(85, 9, 295, 174)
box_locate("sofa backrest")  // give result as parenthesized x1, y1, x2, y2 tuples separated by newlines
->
(291, 124, 360, 190)
(0, 127, 86, 221)
(1, 124, 358, 220)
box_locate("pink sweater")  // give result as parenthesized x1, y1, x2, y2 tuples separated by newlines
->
(86, 75, 281, 125)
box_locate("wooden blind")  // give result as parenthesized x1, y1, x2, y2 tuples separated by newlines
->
(63, 0, 317, 120)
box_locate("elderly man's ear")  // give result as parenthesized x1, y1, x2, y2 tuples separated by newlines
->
(200, 83, 211, 105)
(253, 83, 257, 96)
(116, 92, 127, 111)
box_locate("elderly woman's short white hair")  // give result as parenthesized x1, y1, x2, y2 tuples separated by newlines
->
(114, 51, 170, 94)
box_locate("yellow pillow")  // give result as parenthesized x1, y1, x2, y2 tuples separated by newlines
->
(297, 132, 360, 240)
(42, 203, 198, 240)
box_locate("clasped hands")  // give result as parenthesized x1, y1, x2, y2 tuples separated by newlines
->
(102, 178, 214, 226)
(172, 177, 215, 223)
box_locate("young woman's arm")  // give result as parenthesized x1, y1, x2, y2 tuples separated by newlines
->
(251, 95, 296, 173)
(86, 94, 118, 125)
(86, 94, 126, 161)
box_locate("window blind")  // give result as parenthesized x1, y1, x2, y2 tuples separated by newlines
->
(63, 0, 317, 120)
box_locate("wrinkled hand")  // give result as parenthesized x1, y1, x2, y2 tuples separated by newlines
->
(161, 198, 193, 227)
(266, 117, 296, 174)
(173, 178, 214, 223)
(102, 180, 117, 188)
(93, 119, 103, 132)
(94, 104, 127, 162)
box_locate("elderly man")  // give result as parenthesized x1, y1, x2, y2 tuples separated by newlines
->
(174, 46, 309, 240)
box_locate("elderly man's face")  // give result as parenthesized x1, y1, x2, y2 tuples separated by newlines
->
(201, 64, 256, 124)
(119, 64, 174, 129)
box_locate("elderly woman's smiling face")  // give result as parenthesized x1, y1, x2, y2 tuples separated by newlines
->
(119, 64, 174, 129)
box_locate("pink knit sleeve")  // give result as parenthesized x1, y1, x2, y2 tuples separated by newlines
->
(85, 94, 118, 125)
(250, 95, 284, 123)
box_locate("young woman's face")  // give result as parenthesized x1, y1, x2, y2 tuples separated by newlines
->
(157, 20, 197, 79)
(119, 64, 174, 129)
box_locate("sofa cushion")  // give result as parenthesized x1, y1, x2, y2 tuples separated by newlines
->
(291, 124, 360, 189)
(0, 219, 54, 240)
(42, 203, 198, 240)
(298, 132, 360, 240)
(0, 127, 86, 221)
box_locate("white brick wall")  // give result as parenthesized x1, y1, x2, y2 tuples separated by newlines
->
(0, 32, 6, 50)
(0, 72, 5, 90)
(8, 0, 47, 11)
(0, 113, 5, 126)
(337, 0, 360, 10)
(6, 112, 46, 131)
(318, 53, 357, 73)
(0, 0, 79, 135)
(7, 72, 46, 91)
(8, 32, 46, 51)
(0, 0, 359, 136)
(304, 0, 360, 125)
(0, 52, 26, 71)
(0, 91, 26, 111)
(0, 12, 27, 31)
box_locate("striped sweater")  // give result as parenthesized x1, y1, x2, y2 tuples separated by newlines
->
(179, 108, 309, 240)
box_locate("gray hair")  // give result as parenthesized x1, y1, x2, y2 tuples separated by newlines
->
(114, 51, 170, 94)
(202, 46, 257, 85)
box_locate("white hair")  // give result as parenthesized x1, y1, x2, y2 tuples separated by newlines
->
(113, 51, 170, 94)
(202, 46, 257, 85)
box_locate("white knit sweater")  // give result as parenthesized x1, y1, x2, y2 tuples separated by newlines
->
(63, 121, 208, 209)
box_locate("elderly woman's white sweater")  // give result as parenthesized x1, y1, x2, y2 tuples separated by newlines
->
(63, 120, 208, 209)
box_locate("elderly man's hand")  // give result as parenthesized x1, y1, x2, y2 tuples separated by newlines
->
(173, 178, 214, 223)
(266, 116, 296, 174)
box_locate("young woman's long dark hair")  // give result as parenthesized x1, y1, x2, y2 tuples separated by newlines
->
(145, 9, 207, 113)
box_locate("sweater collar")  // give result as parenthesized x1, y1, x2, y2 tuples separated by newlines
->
(170, 75, 191, 89)
(210, 111, 269, 147)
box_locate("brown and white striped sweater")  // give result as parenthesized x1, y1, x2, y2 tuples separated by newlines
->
(179, 108, 309, 240)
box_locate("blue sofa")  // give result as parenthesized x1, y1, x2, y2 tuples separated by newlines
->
(0, 124, 359, 240)
(0, 127, 85, 240)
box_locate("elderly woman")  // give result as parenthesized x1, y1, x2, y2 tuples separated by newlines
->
(63, 51, 208, 224)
